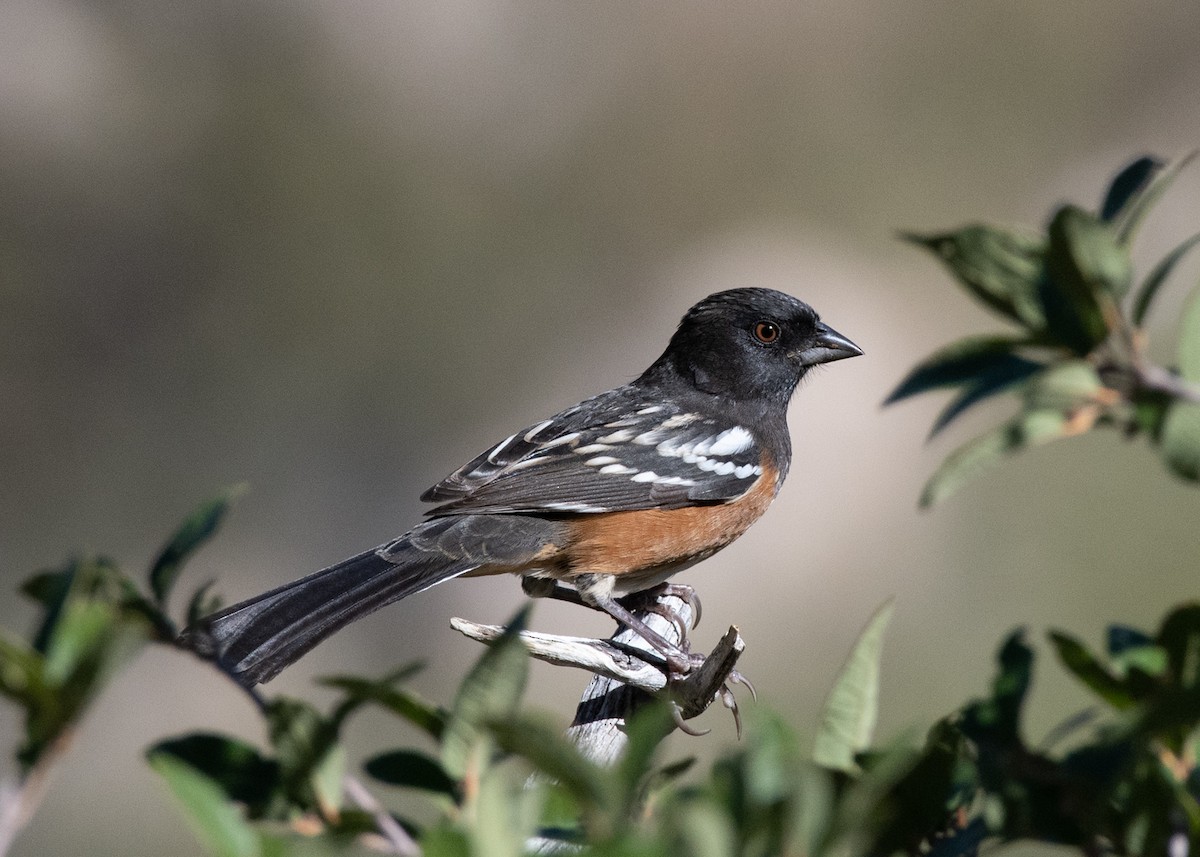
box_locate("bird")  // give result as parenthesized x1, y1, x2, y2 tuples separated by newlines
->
(181, 287, 862, 688)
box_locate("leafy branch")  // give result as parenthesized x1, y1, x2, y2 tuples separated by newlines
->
(888, 154, 1200, 505)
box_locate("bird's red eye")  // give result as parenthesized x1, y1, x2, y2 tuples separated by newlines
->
(753, 321, 780, 344)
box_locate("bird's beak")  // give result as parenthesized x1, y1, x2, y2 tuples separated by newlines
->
(795, 322, 863, 367)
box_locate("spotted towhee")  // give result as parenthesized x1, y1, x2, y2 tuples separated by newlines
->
(183, 288, 861, 687)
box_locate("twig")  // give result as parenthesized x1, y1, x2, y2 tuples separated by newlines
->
(343, 774, 421, 856)
(452, 590, 748, 765)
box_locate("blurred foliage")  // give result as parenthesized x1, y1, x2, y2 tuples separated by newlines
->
(3, 495, 1200, 856)
(3, 156, 1200, 855)
(889, 154, 1200, 506)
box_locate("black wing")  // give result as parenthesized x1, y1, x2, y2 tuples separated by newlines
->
(422, 388, 766, 516)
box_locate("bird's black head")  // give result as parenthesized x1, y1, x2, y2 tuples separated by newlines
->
(644, 288, 862, 407)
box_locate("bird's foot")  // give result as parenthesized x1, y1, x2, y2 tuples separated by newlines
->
(619, 583, 702, 649)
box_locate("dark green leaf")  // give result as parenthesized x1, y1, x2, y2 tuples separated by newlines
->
(615, 701, 675, 812)
(1132, 390, 1172, 441)
(928, 356, 1044, 437)
(149, 733, 281, 815)
(365, 749, 458, 797)
(920, 410, 1068, 507)
(1131, 232, 1200, 326)
(0, 632, 47, 708)
(1099, 156, 1162, 223)
(1155, 604, 1200, 691)
(1108, 625, 1152, 656)
(886, 336, 1035, 405)
(1048, 631, 1135, 709)
(867, 720, 977, 856)
(150, 486, 245, 609)
(186, 580, 223, 629)
(961, 631, 1032, 742)
(1041, 206, 1125, 352)
(148, 753, 260, 857)
(902, 226, 1046, 329)
(265, 698, 337, 804)
(440, 608, 530, 779)
(813, 600, 893, 772)
(1114, 151, 1197, 245)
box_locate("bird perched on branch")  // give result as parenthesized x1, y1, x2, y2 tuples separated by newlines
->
(182, 288, 861, 687)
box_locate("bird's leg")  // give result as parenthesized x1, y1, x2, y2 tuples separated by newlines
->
(521, 576, 587, 605)
(571, 574, 697, 677)
(522, 577, 702, 650)
(617, 583, 703, 649)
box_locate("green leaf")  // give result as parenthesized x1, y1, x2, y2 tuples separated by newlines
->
(1100, 156, 1162, 223)
(1114, 151, 1197, 245)
(1131, 232, 1200, 326)
(1022, 360, 1104, 412)
(149, 734, 282, 816)
(1042, 206, 1126, 352)
(1162, 286, 1200, 480)
(420, 825, 472, 857)
(150, 486, 245, 609)
(0, 633, 40, 695)
(1048, 631, 1135, 709)
(903, 226, 1046, 329)
(1175, 285, 1200, 380)
(486, 714, 610, 812)
(1162, 402, 1200, 481)
(666, 802, 736, 857)
(813, 600, 894, 772)
(440, 608, 530, 780)
(149, 753, 260, 857)
(920, 409, 1068, 507)
(318, 663, 444, 737)
(365, 749, 458, 797)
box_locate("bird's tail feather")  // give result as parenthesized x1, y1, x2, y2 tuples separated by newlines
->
(181, 542, 472, 687)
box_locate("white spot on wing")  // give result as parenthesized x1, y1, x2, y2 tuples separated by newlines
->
(486, 433, 517, 464)
(633, 429, 668, 445)
(539, 431, 581, 449)
(636, 405, 664, 415)
(597, 428, 635, 444)
(585, 456, 619, 466)
(574, 443, 612, 455)
(544, 501, 607, 513)
(630, 470, 658, 482)
(654, 475, 696, 486)
(706, 427, 754, 456)
(661, 413, 701, 428)
(599, 463, 637, 475)
(523, 420, 554, 442)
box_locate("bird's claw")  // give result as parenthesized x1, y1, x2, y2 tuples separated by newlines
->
(670, 701, 711, 737)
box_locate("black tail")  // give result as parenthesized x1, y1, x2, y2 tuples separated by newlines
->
(181, 541, 472, 687)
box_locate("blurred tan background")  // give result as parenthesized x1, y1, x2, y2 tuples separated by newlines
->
(3, 2, 1200, 854)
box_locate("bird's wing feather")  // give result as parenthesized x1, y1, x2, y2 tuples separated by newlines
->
(422, 390, 765, 515)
